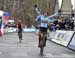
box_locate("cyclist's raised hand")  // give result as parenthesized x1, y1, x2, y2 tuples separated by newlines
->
(34, 5, 37, 8)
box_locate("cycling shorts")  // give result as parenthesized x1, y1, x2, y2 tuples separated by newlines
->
(39, 27, 48, 32)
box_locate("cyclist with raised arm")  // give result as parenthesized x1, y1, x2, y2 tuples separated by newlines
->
(34, 5, 58, 55)
(34, 5, 49, 47)
(34, 5, 58, 47)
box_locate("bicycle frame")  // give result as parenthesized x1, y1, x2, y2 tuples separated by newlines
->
(39, 32, 47, 56)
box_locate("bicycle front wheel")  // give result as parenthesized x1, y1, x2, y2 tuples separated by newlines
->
(40, 47, 44, 56)
(18, 32, 22, 38)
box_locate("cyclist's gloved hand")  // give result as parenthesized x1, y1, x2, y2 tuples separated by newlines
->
(34, 5, 37, 8)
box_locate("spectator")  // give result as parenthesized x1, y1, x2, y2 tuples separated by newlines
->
(50, 23, 56, 32)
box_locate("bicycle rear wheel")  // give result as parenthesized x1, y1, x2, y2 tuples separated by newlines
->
(18, 32, 22, 43)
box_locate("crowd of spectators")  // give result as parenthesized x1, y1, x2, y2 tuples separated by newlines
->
(49, 18, 74, 32)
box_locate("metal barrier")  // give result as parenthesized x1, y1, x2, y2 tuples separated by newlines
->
(48, 30, 75, 51)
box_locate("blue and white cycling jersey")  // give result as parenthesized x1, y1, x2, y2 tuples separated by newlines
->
(36, 15, 49, 28)
(35, 8, 58, 28)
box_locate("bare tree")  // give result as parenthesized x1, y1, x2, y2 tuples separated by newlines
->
(0, 0, 57, 27)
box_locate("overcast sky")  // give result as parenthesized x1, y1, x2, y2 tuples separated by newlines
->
(58, 0, 74, 9)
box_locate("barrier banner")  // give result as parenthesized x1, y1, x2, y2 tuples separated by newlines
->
(23, 28, 36, 32)
(68, 34, 75, 50)
(5, 28, 36, 33)
(49, 30, 74, 47)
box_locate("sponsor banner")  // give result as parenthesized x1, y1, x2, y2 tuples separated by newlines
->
(23, 28, 36, 32)
(49, 30, 74, 47)
(5, 28, 36, 33)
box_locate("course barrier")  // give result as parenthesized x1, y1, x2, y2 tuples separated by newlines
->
(48, 30, 75, 51)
